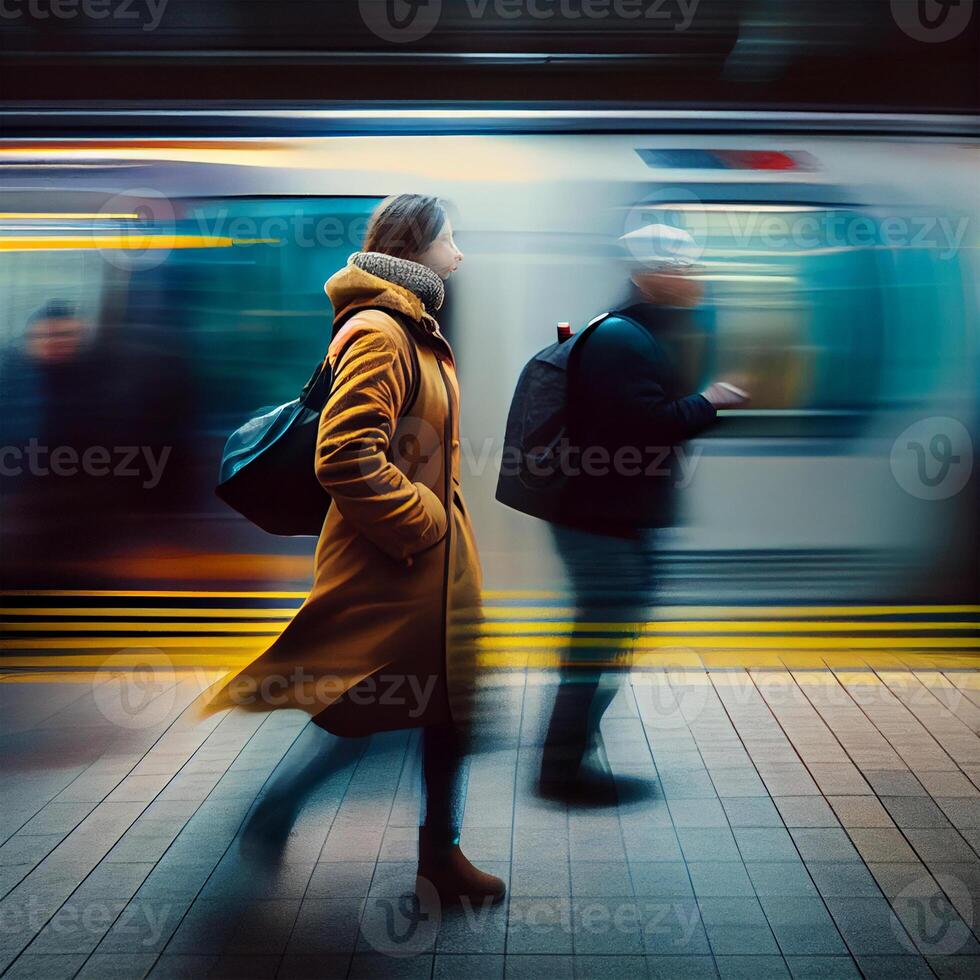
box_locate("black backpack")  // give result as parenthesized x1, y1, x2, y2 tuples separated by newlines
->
(215, 307, 420, 536)
(494, 313, 612, 523)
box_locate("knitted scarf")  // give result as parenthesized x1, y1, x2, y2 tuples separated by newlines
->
(348, 251, 445, 313)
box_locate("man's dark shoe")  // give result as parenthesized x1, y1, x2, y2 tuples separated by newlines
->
(537, 765, 656, 806)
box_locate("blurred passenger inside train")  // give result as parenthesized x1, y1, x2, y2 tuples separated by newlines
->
(0, 301, 103, 572)
(198, 194, 505, 908)
(537, 225, 750, 804)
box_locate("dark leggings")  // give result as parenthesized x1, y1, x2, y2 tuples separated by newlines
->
(420, 722, 469, 844)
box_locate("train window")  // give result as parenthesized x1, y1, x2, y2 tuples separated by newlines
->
(0, 196, 382, 568)
(632, 203, 887, 439)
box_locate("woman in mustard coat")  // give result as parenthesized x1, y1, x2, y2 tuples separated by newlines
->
(200, 194, 503, 906)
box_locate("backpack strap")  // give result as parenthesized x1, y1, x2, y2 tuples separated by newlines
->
(303, 305, 421, 417)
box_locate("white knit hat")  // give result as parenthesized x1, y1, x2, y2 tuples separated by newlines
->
(619, 223, 700, 270)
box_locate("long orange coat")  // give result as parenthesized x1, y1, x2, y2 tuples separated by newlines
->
(198, 263, 483, 740)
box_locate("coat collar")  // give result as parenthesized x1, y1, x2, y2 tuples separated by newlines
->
(324, 262, 454, 365)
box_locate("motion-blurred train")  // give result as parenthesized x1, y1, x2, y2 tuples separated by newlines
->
(1, 110, 977, 605)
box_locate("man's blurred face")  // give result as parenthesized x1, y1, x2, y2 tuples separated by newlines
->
(632, 269, 703, 309)
(24, 315, 87, 363)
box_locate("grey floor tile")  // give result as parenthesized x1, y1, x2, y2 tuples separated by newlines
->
(207, 954, 280, 978)
(570, 862, 633, 898)
(880, 797, 953, 829)
(571, 953, 647, 978)
(697, 897, 780, 955)
(934, 798, 980, 830)
(745, 862, 819, 899)
(348, 952, 434, 978)
(306, 861, 375, 898)
(434, 953, 505, 979)
(570, 895, 645, 955)
(621, 829, 684, 864)
(687, 862, 755, 898)
(805, 862, 882, 899)
(826, 797, 893, 829)
(926, 954, 980, 979)
(861, 772, 927, 798)
(511, 862, 571, 898)
(639, 896, 710, 955)
(775, 798, 839, 829)
(506, 897, 574, 954)
(853, 955, 935, 978)
(646, 955, 717, 978)
(95, 897, 187, 953)
(866, 862, 938, 899)
(677, 829, 741, 863)
(147, 954, 219, 978)
(277, 953, 351, 978)
(905, 829, 977, 864)
(721, 798, 783, 828)
(714, 954, 789, 978)
(891, 892, 980, 957)
(824, 898, 915, 955)
(435, 900, 508, 955)
(848, 829, 919, 864)
(758, 896, 848, 955)
(74, 952, 158, 980)
(734, 828, 800, 863)
(286, 898, 363, 956)
(504, 953, 574, 979)
(165, 898, 300, 956)
(785, 955, 861, 978)
(669, 799, 730, 829)
(0, 953, 88, 979)
(790, 830, 860, 863)
(628, 862, 693, 899)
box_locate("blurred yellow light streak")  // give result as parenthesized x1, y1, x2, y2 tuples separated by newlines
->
(3, 619, 977, 635)
(480, 620, 980, 634)
(0, 589, 310, 598)
(2, 635, 978, 651)
(0, 235, 278, 252)
(482, 605, 980, 618)
(475, 636, 980, 650)
(0, 607, 301, 619)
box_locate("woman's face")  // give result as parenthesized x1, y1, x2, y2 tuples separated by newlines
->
(417, 217, 464, 280)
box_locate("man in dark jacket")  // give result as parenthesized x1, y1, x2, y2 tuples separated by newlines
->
(538, 225, 749, 803)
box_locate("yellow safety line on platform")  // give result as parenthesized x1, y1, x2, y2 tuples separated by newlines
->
(3, 619, 977, 635)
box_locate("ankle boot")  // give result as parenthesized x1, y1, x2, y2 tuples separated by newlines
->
(416, 825, 506, 908)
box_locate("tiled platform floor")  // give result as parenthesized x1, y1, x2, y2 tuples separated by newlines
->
(1, 666, 979, 979)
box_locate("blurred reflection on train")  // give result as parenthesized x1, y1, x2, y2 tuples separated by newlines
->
(0, 117, 976, 605)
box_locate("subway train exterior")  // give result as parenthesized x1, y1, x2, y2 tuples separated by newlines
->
(1, 111, 977, 616)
